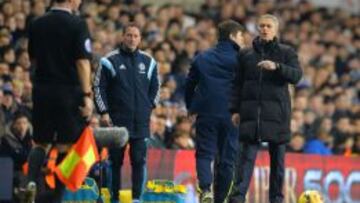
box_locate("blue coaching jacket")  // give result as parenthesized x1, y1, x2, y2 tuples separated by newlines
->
(94, 46, 160, 138)
(185, 40, 240, 118)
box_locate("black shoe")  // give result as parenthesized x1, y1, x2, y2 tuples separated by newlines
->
(200, 190, 213, 203)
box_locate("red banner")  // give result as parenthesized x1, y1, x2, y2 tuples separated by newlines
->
(122, 149, 360, 203)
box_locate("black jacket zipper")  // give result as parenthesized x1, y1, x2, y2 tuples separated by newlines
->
(256, 50, 264, 143)
(130, 54, 137, 127)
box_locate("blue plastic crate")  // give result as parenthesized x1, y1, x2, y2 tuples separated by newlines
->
(62, 177, 99, 203)
(141, 180, 187, 203)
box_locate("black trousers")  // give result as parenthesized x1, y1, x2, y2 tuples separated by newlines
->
(109, 137, 147, 200)
(231, 142, 286, 203)
(195, 116, 238, 203)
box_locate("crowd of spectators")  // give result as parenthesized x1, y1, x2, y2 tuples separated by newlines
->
(0, 0, 359, 177)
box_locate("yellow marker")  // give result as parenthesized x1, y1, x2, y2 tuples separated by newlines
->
(119, 190, 132, 203)
(298, 190, 324, 203)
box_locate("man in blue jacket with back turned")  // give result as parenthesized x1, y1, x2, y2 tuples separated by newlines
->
(185, 20, 244, 203)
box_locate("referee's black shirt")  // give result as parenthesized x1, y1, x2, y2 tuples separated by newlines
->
(28, 8, 92, 86)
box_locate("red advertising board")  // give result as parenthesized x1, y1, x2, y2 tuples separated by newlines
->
(122, 149, 360, 203)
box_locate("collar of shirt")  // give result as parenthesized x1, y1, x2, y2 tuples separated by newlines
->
(51, 7, 72, 14)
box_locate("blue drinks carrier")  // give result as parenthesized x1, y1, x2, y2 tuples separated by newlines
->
(141, 180, 187, 203)
(62, 177, 100, 203)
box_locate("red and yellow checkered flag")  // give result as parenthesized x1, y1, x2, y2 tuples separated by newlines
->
(55, 126, 99, 192)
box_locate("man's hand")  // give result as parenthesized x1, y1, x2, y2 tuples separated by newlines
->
(100, 113, 112, 127)
(188, 112, 197, 123)
(231, 113, 240, 126)
(79, 97, 93, 120)
(257, 60, 277, 71)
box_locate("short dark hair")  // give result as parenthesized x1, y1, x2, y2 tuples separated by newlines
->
(123, 22, 141, 34)
(13, 111, 29, 122)
(217, 20, 244, 41)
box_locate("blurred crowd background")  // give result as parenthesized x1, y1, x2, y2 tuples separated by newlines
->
(0, 0, 359, 173)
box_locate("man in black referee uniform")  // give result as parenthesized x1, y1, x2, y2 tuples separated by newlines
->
(26, 0, 93, 202)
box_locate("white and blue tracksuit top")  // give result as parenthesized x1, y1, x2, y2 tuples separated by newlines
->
(94, 46, 160, 138)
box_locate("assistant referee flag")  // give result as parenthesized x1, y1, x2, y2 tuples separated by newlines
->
(55, 126, 99, 192)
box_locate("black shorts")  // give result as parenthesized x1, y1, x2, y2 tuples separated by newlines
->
(32, 84, 86, 144)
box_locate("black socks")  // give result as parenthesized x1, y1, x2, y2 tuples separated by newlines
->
(27, 146, 47, 183)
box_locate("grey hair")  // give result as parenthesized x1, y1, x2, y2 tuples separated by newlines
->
(257, 14, 280, 28)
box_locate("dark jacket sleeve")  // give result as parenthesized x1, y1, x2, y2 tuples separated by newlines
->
(148, 62, 160, 108)
(230, 50, 245, 114)
(74, 19, 92, 60)
(276, 46, 303, 84)
(27, 22, 35, 59)
(0, 136, 29, 170)
(93, 57, 115, 114)
(185, 58, 200, 111)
